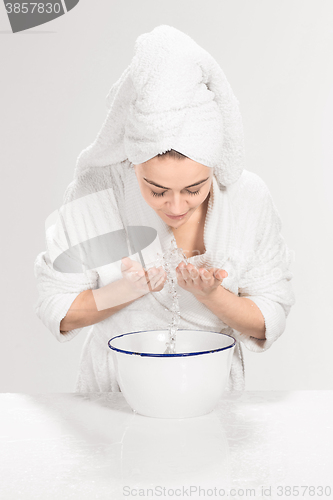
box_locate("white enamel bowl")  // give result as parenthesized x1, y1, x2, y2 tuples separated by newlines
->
(108, 329, 235, 419)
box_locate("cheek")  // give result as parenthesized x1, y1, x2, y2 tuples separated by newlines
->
(193, 188, 210, 206)
(141, 188, 161, 208)
(148, 198, 162, 209)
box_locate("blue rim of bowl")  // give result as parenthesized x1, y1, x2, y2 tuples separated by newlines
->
(108, 329, 236, 357)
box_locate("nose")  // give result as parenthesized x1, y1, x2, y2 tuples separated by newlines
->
(166, 193, 188, 215)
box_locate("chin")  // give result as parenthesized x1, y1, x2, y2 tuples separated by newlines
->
(163, 215, 189, 228)
(168, 219, 186, 227)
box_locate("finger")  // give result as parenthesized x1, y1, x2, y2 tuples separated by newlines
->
(132, 261, 145, 272)
(188, 264, 200, 279)
(121, 257, 144, 275)
(145, 267, 165, 291)
(147, 267, 159, 282)
(151, 272, 166, 290)
(199, 268, 214, 283)
(127, 269, 145, 282)
(146, 265, 165, 276)
(181, 264, 197, 282)
(143, 269, 152, 292)
(121, 257, 132, 271)
(199, 269, 216, 289)
(188, 265, 201, 284)
(154, 271, 166, 285)
(176, 267, 187, 285)
(213, 269, 228, 281)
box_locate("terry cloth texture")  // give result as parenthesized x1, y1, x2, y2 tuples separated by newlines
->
(34, 24, 295, 392)
(34, 164, 295, 392)
(74, 24, 245, 188)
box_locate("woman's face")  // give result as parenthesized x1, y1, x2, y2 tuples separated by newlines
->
(134, 156, 213, 228)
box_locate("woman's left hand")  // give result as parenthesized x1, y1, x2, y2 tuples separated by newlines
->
(176, 262, 228, 299)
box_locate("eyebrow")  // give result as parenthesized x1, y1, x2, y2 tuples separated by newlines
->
(143, 177, 210, 190)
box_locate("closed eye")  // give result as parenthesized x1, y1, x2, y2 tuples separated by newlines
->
(151, 189, 201, 198)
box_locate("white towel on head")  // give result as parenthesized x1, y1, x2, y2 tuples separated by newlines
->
(74, 24, 245, 188)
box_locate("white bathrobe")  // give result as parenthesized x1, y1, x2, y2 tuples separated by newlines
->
(34, 161, 295, 392)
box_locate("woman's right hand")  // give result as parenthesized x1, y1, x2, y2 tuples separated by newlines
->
(121, 257, 167, 295)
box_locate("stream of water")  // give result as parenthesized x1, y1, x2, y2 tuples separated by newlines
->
(153, 238, 188, 354)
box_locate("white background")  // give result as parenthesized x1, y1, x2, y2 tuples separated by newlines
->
(1, 0, 332, 393)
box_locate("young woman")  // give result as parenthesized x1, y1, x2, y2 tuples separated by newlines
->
(34, 26, 295, 391)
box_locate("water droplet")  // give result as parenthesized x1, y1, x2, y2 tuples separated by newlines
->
(160, 237, 188, 354)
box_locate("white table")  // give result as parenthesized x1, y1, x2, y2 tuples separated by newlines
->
(1, 391, 332, 499)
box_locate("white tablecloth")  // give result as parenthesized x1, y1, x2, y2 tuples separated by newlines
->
(1, 391, 332, 499)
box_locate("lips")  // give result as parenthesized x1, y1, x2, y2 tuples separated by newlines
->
(165, 211, 189, 220)
(166, 212, 187, 217)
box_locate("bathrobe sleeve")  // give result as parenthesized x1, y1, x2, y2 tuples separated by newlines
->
(34, 176, 100, 343)
(34, 251, 98, 343)
(235, 178, 295, 352)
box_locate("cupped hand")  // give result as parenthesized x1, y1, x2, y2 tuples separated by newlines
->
(121, 257, 167, 295)
(176, 262, 228, 298)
